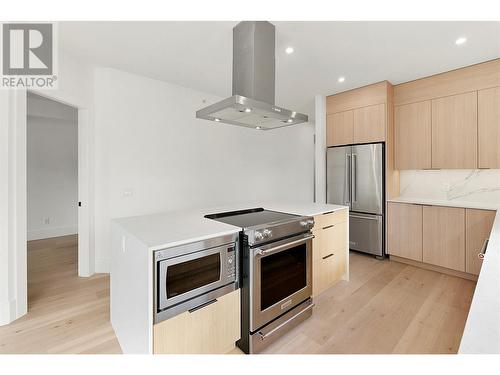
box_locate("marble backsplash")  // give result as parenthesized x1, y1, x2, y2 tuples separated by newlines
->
(399, 170, 500, 205)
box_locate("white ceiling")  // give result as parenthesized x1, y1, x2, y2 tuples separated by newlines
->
(59, 21, 500, 115)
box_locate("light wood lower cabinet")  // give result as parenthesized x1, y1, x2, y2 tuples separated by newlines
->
(423, 206, 466, 272)
(312, 210, 348, 297)
(387, 202, 423, 261)
(466, 209, 496, 275)
(389, 203, 496, 277)
(153, 289, 240, 354)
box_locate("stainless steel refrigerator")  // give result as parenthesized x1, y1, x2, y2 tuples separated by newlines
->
(327, 143, 384, 257)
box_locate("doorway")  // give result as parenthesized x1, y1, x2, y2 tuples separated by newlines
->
(26, 93, 79, 308)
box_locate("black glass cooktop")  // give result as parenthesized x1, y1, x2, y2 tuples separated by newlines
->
(205, 208, 299, 229)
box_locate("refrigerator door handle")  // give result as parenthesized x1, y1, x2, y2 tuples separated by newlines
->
(351, 153, 357, 203)
(345, 153, 351, 205)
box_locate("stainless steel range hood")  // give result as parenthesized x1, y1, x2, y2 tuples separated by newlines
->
(196, 21, 308, 130)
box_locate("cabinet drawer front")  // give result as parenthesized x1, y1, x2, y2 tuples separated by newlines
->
(313, 221, 347, 261)
(153, 289, 240, 354)
(313, 209, 347, 231)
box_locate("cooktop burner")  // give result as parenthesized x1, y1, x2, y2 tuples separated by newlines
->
(205, 208, 299, 229)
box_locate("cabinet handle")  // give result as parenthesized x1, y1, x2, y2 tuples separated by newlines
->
(322, 253, 334, 260)
(478, 239, 489, 260)
(322, 225, 334, 230)
(188, 299, 217, 313)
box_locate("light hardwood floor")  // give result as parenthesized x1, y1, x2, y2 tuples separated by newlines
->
(262, 252, 476, 354)
(0, 235, 121, 354)
(0, 237, 475, 354)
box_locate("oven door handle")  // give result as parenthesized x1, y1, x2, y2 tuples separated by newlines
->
(257, 235, 314, 257)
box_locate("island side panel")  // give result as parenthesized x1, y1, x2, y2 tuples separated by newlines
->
(111, 222, 152, 354)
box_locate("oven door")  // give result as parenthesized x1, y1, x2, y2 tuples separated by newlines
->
(158, 245, 230, 311)
(250, 233, 313, 331)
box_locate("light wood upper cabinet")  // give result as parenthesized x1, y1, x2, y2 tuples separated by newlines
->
(387, 202, 423, 262)
(478, 86, 500, 169)
(423, 206, 465, 272)
(465, 209, 495, 275)
(431, 92, 478, 169)
(326, 110, 353, 146)
(353, 103, 386, 143)
(395, 101, 432, 170)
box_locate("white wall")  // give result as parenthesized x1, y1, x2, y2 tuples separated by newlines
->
(27, 94, 78, 240)
(400, 169, 500, 205)
(93, 68, 315, 271)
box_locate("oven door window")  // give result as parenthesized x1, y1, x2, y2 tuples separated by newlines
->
(260, 244, 307, 310)
(166, 253, 221, 299)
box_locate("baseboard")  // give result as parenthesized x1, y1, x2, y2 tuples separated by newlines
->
(0, 298, 17, 326)
(95, 258, 110, 273)
(27, 226, 77, 241)
(390, 255, 478, 281)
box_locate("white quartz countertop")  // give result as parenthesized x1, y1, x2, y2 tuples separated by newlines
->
(387, 196, 498, 211)
(112, 202, 347, 251)
(389, 197, 500, 353)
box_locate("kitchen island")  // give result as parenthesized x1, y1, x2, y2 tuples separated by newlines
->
(110, 202, 348, 354)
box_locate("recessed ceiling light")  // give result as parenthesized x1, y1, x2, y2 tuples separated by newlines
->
(255, 126, 262, 130)
(214, 118, 220, 122)
(286, 119, 293, 123)
(455, 37, 467, 46)
(285, 47, 294, 54)
(244, 108, 252, 113)
(338, 77, 346, 83)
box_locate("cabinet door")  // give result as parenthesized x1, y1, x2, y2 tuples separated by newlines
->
(327, 110, 353, 146)
(395, 101, 432, 170)
(478, 87, 500, 169)
(153, 289, 240, 354)
(387, 202, 423, 261)
(431, 92, 477, 169)
(466, 209, 496, 275)
(353, 103, 386, 143)
(423, 206, 465, 271)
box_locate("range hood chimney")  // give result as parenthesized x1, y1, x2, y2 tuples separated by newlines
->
(196, 21, 308, 130)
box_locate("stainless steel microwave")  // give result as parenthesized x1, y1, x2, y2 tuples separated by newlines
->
(154, 233, 239, 323)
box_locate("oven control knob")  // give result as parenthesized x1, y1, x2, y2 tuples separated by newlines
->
(263, 229, 272, 238)
(228, 257, 233, 264)
(255, 231, 264, 241)
(307, 219, 314, 226)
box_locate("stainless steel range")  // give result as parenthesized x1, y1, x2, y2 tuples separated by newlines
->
(205, 208, 315, 353)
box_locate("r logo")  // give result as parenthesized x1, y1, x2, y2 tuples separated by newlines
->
(2, 23, 53, 75)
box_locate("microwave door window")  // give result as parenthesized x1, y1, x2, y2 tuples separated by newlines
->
(260, 244, 307, 310)
(166, 253, 221, 299)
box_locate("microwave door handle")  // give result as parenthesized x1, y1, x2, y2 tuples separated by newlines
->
(257, 235, 314, 257)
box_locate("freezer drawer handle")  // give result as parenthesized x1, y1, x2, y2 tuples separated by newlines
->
(257, 303, 315, 341)
(350, 214, 381, 221)
(322, 253, 334, 260)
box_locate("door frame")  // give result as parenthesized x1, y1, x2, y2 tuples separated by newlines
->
(25, 90, 93, 277)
